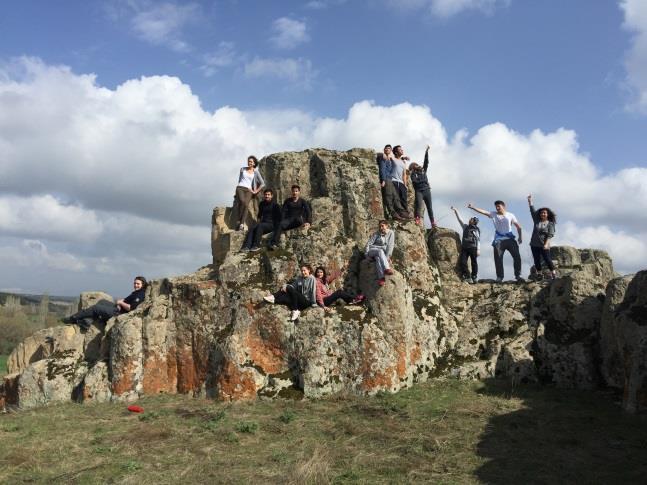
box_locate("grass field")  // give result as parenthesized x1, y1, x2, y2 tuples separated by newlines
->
(1, 379, 646, 484)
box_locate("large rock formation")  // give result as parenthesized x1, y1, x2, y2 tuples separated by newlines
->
(1, 149, 645, 413)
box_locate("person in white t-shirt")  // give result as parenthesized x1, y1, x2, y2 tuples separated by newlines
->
(468, 200, 524, 283)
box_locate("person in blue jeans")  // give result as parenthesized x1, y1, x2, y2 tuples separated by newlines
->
(469, 200, 523, 283)
(527, 194, 557, 280)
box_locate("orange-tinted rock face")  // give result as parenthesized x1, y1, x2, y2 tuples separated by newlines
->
(111, 360, 139, 396)
(245, 316, 288, 375)
(359, 338, 396, 392)
(216, 360, 258, 401)
(142, 354, 174, 394)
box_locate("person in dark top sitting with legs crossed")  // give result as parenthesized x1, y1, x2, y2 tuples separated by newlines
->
(62, 276, 148, 330)
(270, 185, 312, 250)
(240, 188, 282, 252)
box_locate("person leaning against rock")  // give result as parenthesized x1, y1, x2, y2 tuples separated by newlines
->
(240, 188, 282, 252)
(469, 200, 523, 283)
(269, 184, 312, 250)
(263, 264, 318, 321)
(365, 220, 395, 286)
(527, 194, 557, 280)
(232, 155, 265, 231)
(377, 144, 409, 221)
(62, 276, 148, 329)
(451, 206, 480, 283)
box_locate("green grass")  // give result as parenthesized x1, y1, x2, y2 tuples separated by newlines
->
(0, 355, 6, 376)
(0, 379, 646, 484)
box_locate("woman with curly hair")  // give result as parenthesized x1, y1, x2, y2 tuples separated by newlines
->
(528, 194, 557, 279)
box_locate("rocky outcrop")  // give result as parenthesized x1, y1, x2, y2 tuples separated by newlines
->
(1, 148, 645, 413)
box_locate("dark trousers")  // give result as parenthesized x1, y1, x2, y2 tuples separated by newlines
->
(243, 222, 276, 249)
(493, 239, 521, 279)
(383, 182, 406, 218)
(271, 217, 303, 246)
(71, 299, 117, 322)
(414, 188, 434, 222)
(274, 285, 311, 311)
(323, 290, 355, 306)
(392, 181, 408, 213)
(531, 246, 555, 271)
(460, 247, 478, 279)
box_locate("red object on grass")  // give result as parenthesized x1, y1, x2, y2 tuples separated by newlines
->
(127, 405, 144, 413)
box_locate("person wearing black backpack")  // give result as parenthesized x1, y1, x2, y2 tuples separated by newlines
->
(451, 206, 480, 283)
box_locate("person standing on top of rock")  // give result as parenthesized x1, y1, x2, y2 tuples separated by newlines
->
(232, 155, 265, 231)
(314, 265, 365, 311)
(240, 188, 282, 252)
(409, 145, 436, 228)
(451, 206, 480, 283)
(389, 145, 412, 219)
(365, 220, 395, 286)
(62, 276, 148, 329)
(263, 264, 318, 321)
(468, 201, 524, 283)
(527, 194, 557, 280)
(377, 144, 409, 221)
(270, 185, 312, 250)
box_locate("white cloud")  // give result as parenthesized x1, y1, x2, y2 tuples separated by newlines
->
(270, 17, 310, 49)
(620, 0, 647, 112)
(129, 2, 200, 52)
(244, 57, 317, 89)
(200, 41, 237, 77)
(386, 0, 509, 18)
(0, 57, 646, 294)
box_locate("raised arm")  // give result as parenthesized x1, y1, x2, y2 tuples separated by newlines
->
(467, 203, 491, 217)
(527, 194, 538, 223)
(423, 145, 430, 172)
(451, 206, 466, 229)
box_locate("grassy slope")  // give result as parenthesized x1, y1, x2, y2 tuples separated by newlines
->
(0, 379, 646, 484)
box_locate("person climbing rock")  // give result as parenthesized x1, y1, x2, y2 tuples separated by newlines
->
(270, 185, 312, 250)
(232, 155, 265, 231)
(263, 264, 317, 321)
(62, 276, 147, 329)
(528, 194, 557, 280)
(409, 145, 436, 227)
(365, 220, 395, 286)
(451, 206, 480, 283)
(468, 200, 523, 283)
(314, 265, 364, 311)
(240, 188, 282, 252)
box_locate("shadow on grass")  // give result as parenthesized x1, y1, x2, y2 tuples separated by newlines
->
(475, 379, 647, 484)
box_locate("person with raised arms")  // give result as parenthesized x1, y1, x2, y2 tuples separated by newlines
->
(364, 220, 395, 287)
(527, 194, 557, 280)
(263, 264, 317, 321)
(451, 206, 480, 283)
(409, 145, 436, 227)
(468, 200, 523, 283)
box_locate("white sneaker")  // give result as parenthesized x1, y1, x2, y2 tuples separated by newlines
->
(263, 295, 275, 304)
(290, 310, 300, 321)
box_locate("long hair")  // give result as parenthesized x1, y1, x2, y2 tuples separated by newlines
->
(248, 155, 259, 168)
(134, 276, 148, 289)
(314, 266, 327, 281)
(537, 207, 557, 223)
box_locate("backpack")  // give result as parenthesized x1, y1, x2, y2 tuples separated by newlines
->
(463, 225, 480, 247)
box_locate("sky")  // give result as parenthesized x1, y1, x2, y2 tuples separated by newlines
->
(0, 0, 646, 296)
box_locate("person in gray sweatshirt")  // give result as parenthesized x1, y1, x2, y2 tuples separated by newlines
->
(365, 220, 395, 286)
(451, 206, 480, 283)
(263, 264, 317, 321)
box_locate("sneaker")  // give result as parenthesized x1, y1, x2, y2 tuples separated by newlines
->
(400, 212, 413, 220)
(351, 294, 365, 305)
(550, 271, 557, 280)
(461, 275, 470, 282)
(290, 310, 300, 321)
(240, 247, 251, 253)
(431, 220, 438, 229)
(495, 277, 503, 284)
(268, 244, 278, 251)
(471, 277, 478, 284)
(377, 278, 386, 286)
(61, 316, 75, 325)
(415, 216, 421, 225)
(249, 246, 261, 252)
(263, 295, 275, 304)
(384, 268, 394, 276)
(515, 276, 525, 283)
(238, 223, 245, 231)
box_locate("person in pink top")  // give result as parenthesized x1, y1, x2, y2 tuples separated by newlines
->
(314, 266, 364, 312)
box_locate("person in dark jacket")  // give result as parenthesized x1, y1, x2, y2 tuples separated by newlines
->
(377, 145, 409, 221)
(263, 264, 317, 321)
(241, 189, 282, 251)
(451, 206, 480, 283)
(270, 185, 312, 249)
(409, 145, 435, 227)
(527, 194, 557, 280)
(62, 276, 148, 330)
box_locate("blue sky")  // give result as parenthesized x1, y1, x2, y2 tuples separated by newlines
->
(1, 0, 646, 295)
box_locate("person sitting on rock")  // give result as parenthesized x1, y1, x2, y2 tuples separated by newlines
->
(263, 264, 317, 321)
(232, 155, 265, 231)
(409, 145, 436, 227)
(365, 220, 395, 286)
(468, 200, 523, 283)
(451, 206, 480, 283)
(62, 276, 148, 330)
(389, 145, 412, 218)
(527, 194, 557, 280)
(377, 144, 409, 221)
(240, 188, 282, 252)
(269, 185, 312, 250)
(314, 265, 365, 311)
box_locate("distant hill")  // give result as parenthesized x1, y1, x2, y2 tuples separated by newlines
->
(0, 291, 77, 314)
